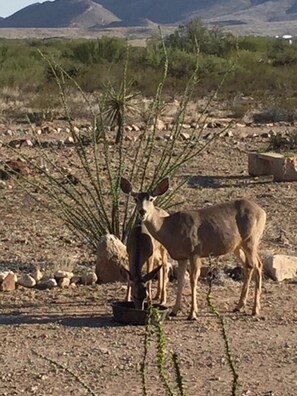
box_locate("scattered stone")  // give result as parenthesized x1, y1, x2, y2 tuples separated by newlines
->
(261, 131, 271, 138)
(73, 126, 80, 134)
(17, 274, 36, 288)
(57, 277, 71, 288)
(203, 132, 213, 140)
(37, 277, 57, 290)
(96, 234, 129, 283)
(164, 133, 173, 141)
(81, 271, 98, 285)
(263, 255, 297, 282)
(124, 135, 133, 142)
(124, 125, 133, 132)
(222, 130, 233, 138)
(0, 271, 11, 282)
(54, 270, 74, 280)
(225, 266, 244, 282)
(180, 132, 191, 140)
(65, 136, 75, 145)
(70, 275, 82, 285)
(131, 124, 140, 132)
(155, 118, 165, 131)
(25, 139, 34, 147)
(0, 273, 16, 291)
(31, 268, 43, 282)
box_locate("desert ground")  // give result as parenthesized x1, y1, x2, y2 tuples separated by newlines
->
(0, 102, 297, 396)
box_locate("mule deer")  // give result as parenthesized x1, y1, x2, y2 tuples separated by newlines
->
(124, 214, 169, 310)
(120, 177, 266, 320)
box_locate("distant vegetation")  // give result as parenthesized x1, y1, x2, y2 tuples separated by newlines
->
(1, 19, 297, 114)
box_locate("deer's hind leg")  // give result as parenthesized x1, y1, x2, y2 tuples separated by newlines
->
(233, 245, 262, 316)
(188, 255, 201, 321)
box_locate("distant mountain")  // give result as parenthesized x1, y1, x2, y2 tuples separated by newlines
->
(0, 0, 120, 28)
(1, 0, 297, 29)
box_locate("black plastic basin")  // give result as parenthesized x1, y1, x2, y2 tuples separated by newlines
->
(111, 301, 169, 325)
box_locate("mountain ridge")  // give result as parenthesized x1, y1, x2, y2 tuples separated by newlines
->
(1, 0, 297, 32)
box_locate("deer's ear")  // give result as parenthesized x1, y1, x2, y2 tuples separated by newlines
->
(142, 265, 162, 283)
(152, 178, 169, 197)
(120, 177, 133, 194)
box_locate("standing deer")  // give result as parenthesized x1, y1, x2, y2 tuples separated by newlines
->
(124, 211, 170, 310)
(120, 177, 266, 320)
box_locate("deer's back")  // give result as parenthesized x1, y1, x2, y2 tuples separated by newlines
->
(156, 199, 266, 260)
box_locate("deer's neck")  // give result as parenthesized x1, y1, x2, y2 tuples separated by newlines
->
(144, 209, 165, 240)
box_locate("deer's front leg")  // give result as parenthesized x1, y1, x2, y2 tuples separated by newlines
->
(170, 259, 188, 317)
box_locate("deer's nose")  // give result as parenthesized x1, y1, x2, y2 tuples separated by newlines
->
(139, 209, 146, 216)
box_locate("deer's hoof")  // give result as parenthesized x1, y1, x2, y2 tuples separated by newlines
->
(169, 311, 177, 317)
(187, 313, 198, 321)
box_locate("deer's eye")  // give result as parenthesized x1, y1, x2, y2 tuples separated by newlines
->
(149, 197, 154, 202)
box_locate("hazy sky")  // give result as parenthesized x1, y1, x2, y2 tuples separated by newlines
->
(0, 1, 54, 18)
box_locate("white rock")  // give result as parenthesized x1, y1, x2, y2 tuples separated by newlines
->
(263, 255, 297, 281)
(54, 270, 74, 279)
(131, 124, 140, 132)
(31, 268, 43, 282)
(81, 272, 98, 285)
(65, 136, 75, 144)
(96, 234, 128, 283)
(164, 133, 173, 141)
(17, 274, 36, 288)
(180, 132, 190, 140)
(57, 277, 70, 288)
(155, 118, 165, 131)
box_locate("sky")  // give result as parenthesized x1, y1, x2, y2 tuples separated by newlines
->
(0, 0, 54, 18)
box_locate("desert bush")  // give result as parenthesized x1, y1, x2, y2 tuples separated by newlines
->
(268, 39, 297, 66)
(268, 129, 297, 151)
(253, 104, 297, 123)
(70, 37, 127, 64)
(164, 18, 236, 56)
(0, 27, 297, 106)
(3, 39, 232, 249)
